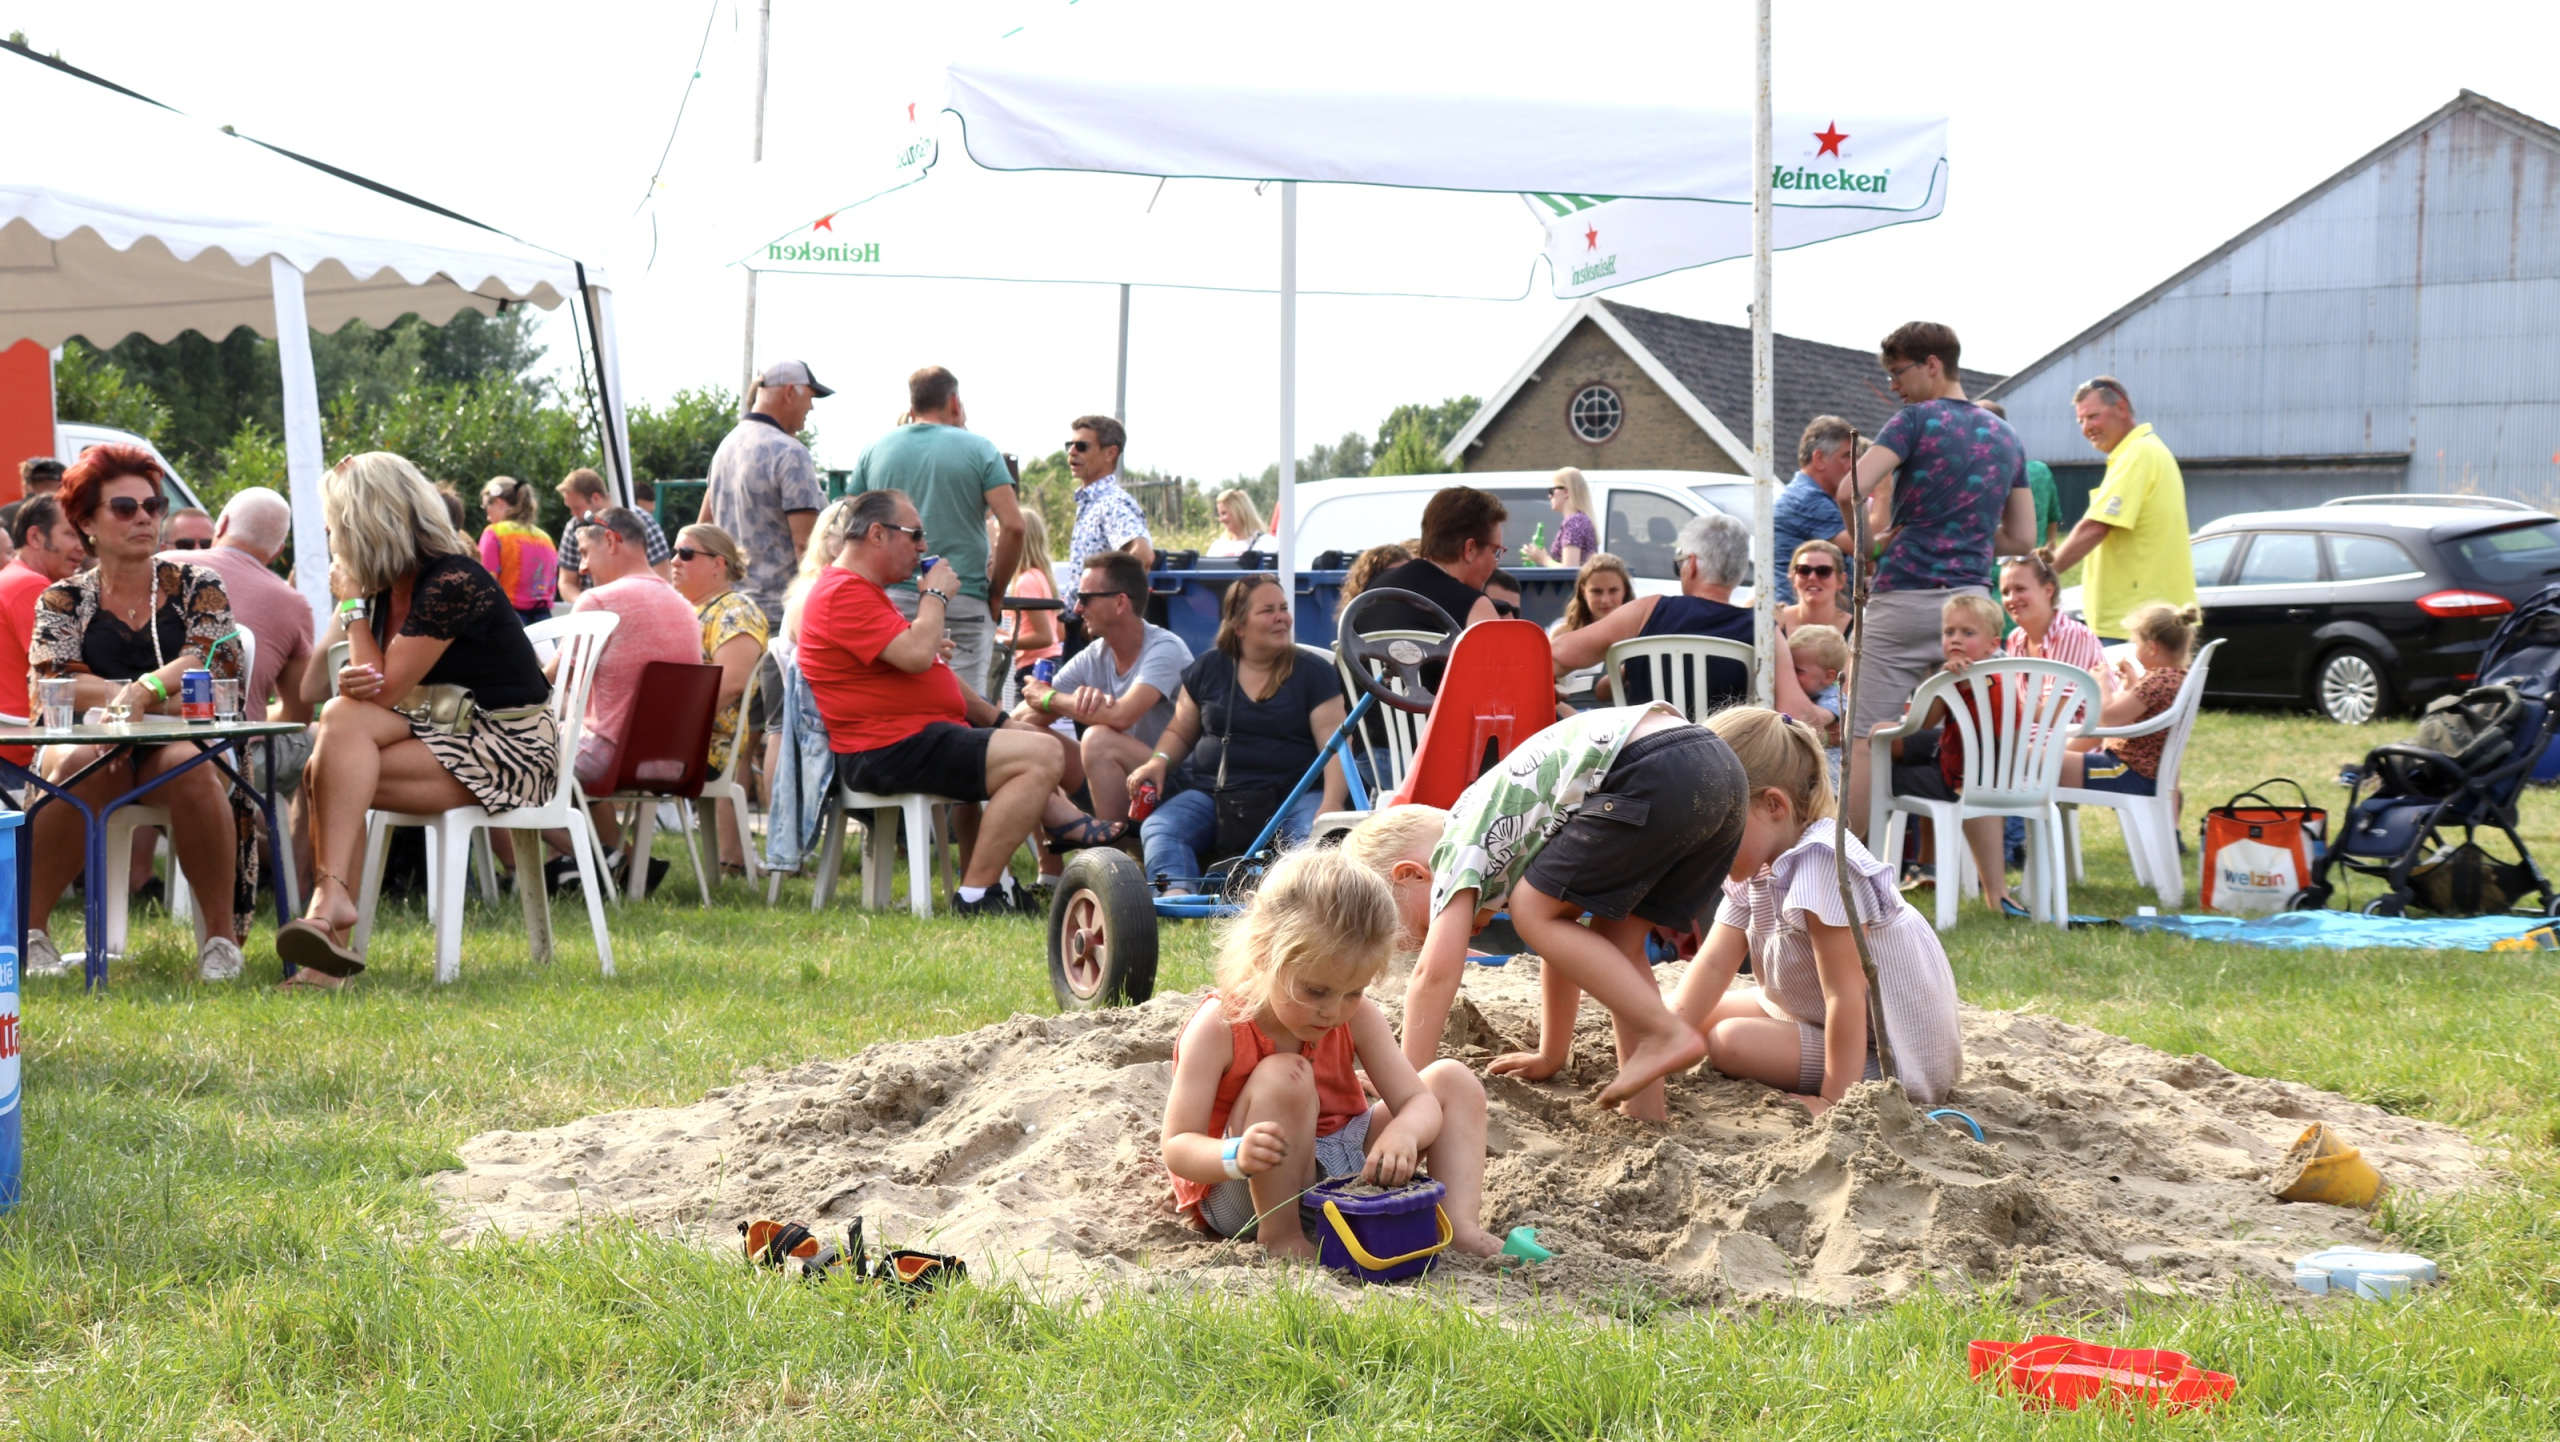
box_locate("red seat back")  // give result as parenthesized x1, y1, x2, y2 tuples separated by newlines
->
(1389, 620, 1557, 809)
(598, 661, 723, 798)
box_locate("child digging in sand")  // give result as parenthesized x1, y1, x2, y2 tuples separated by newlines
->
(1672, 707, 1964, 1110)
(1161, 847, 1503, 1261)
(1343, 704, 1749, 1124)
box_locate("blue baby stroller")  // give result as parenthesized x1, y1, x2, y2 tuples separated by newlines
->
(2290, 584, 2560, 917)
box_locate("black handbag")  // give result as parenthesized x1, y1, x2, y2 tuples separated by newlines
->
(1209, 659, 1279, 860)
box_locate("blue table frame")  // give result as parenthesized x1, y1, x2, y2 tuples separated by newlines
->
(0, 719, 305, 990)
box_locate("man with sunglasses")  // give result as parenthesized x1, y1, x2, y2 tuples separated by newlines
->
(1772, 416, 1858, 605)
(802, 489, 1071, 918)
(1016, 550, 1192, 831)
(162, 506, 215, 552)
(845, 366, 1027, 698)
(1062, 415, 1153, 581)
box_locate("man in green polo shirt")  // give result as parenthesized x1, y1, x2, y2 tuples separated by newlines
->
(2047, 375, 2195, 641)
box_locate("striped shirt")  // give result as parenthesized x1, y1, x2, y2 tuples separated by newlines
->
(2005, 610, 2112, 725)
(1712, 819, 1964, 1104)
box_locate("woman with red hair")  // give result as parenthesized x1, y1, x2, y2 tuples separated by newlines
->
(24, 443, 247, 983)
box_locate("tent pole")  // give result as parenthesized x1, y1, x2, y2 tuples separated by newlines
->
(268, 257, 332, 636)
(741, 0, 773, 412)
(1115, 282, 1130, 423)
(1750, 0, 1776, 704)
(581, 268, 635, 510)
(1278, 182, 1297, 615)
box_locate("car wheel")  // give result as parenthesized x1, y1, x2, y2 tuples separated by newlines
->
(2315, 647, 2389, 725)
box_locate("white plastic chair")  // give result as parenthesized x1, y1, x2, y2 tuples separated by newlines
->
(808, 787, 957, 917)
(1602, 633, 1759, 722)
(1868, 656, 2099, 931)
(696, 716, 764, 890)
(2057, 638, 2224, 908)
(353, 611, 620, 983)
(1313, 635, 1434, 838)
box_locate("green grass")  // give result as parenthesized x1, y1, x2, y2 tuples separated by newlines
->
(7, 708, 2560, 1437)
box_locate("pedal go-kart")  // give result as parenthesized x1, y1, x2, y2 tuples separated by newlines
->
(1045, 587, 1559, 1009)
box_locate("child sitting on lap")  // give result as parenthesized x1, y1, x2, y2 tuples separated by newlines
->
(1673, 707, 1965, 1109)
(1343, 704, 1750, 1124)
(1786, 623, 1850, 791)
(1161, 847, 1503, 1260)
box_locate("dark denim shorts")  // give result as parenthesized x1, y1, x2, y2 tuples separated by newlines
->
(1522, 725, 1748, 929)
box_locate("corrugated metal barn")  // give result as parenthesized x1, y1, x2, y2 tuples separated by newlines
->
(1985, 92, 2560, 528)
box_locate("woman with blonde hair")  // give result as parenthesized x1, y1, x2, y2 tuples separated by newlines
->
(779, 498, 862, 644)
(1777, 539, 1854, 637)
(997, 505, 1062, 702)
(280, 451, 556, 984)
(1206, 488, 1271, 558)
(670, 523, 769, 870)
(1552, 552, 1634, 704)
(1522, 466, 1597, 568)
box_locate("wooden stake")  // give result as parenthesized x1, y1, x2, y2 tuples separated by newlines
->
(1834, 428, 1898, 1083)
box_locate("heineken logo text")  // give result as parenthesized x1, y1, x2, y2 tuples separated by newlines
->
(769, 241, 881, 264)
(1772, 166, 1890, 193)
(1571, 254, 1618, 286)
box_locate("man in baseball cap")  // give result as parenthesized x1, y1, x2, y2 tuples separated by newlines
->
(754, 359, 834, 398)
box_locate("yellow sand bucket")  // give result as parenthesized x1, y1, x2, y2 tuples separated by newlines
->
(2271, 1123, 2384, 1208)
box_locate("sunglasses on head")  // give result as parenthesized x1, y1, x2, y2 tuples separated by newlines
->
(168, 537, 210, 550)
(1792, 563, 1836, 578)
(107, 495, 170, 521)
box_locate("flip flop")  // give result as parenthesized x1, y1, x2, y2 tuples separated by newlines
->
(276, 968, 345, 992)
(1044, 815, 1128, 853)
(275, 918, 366, 978)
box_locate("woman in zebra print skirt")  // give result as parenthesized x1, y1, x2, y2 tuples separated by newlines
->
(277, 452, 557, 987)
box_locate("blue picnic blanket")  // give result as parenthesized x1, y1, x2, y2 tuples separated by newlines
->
(2122, 911, 2547, 952)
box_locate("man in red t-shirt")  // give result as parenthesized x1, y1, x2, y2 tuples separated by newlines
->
(0, 496, 88, 769)
(801, 489, 1066, 917)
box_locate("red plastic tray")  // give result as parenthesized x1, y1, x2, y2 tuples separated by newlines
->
(1970, 1336, 2236, 1412)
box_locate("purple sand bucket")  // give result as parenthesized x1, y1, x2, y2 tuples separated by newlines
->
(1308, 1177, 1451, 1284)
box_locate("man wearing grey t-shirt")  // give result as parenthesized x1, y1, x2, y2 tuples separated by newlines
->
(1015, 550, 1191, 827)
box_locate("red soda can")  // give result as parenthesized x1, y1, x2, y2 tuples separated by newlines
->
(1128, 779, 1161, 822)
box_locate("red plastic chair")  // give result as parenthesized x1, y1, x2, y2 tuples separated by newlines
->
(587, 661, 723, 904)
(1389, 619, 1558, 809)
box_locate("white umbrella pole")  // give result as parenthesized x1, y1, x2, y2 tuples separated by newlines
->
(1116, 282, 1131, 423)
(269, 257, 332, 636)
(1277, 181, 1297, 609)
(740, 0, 773, 411)
(1750, 0, 1776, 705)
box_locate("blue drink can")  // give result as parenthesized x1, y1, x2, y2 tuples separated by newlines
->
(180, 668, 215, 722)
(1032, 659, 1055, 684)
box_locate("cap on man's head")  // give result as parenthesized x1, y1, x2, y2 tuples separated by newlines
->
(756, 360, 834, 398)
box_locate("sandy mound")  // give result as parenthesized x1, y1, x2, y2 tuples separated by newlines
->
(432, 961, 2479, 1312)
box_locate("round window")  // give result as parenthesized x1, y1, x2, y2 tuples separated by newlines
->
(1569, 384, 1622, 443)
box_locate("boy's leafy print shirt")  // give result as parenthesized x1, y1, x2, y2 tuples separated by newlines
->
(1430, 703, 1675, 917)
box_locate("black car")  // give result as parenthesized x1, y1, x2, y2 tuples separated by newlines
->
(2188, 498, 2560, 724)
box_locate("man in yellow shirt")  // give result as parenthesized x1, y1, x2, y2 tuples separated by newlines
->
(2048, 375, 2196, 640)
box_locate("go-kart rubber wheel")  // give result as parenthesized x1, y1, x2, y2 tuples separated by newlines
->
(1047, 847, 1157, 1011)
(2362, 894, 2407, 918)
(2542, 892, 2560, 918)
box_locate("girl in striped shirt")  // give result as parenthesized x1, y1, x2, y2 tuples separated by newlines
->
(1671, 707, 1965, 1109)
(2001, 549, 2112, 725)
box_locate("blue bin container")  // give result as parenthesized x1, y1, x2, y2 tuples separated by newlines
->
(0, 808, 24, 1213)
(1146, 563, 1577, 656)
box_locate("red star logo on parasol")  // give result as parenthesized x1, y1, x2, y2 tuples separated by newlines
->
(1814, 122, 1848, 158)
(813, 213, 836, 232)
(1584, 222, 1601, 252)
(906, 101, 917, 122)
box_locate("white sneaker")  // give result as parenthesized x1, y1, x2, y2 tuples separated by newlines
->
(24, 930, 71, 978)
(197, 935, 245, 983)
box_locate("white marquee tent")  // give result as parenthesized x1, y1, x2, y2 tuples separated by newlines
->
(723, 0, 1946, 681)
(0, 42, 632, 628)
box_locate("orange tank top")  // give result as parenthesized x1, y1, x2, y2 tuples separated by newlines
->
(1165, 993, 1367, 1221)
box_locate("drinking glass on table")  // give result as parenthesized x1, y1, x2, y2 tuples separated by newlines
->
(38, 676, 76, 732)
(213, 678, 245, 723)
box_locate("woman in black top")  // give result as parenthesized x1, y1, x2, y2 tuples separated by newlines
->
(280, 452, 555, 984)
(1125, 575, 1348, 893)
(22, 443, 248, 983)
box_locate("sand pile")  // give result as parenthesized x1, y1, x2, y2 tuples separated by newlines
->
(433, 961, 2478, 1311)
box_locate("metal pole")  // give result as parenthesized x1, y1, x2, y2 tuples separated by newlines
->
(1750, 0, 1777, 704)
(1277, 183, 1298, 613)
(1115, 282, 1131, 423)
(741, 0, 773, 411)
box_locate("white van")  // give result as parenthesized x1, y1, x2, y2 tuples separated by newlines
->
(53, 422, 209, 512)
(1291, 469, 1763, 599)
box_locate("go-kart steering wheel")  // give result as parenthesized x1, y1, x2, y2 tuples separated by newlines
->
(1336, 587, 1459, 715)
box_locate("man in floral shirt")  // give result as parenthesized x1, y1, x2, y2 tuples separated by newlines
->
(1064, 414, 1154, 580)
(1838, 321, 2038, 838)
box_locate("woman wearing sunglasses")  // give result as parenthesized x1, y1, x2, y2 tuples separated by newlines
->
(1777, 539, 1856, 639)
(22, 443, 250, 983)
(1520, 467, 1596, 569)
(669, 524, 770, 872)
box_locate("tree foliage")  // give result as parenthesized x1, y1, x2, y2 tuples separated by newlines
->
(53, 342, 172, 443)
